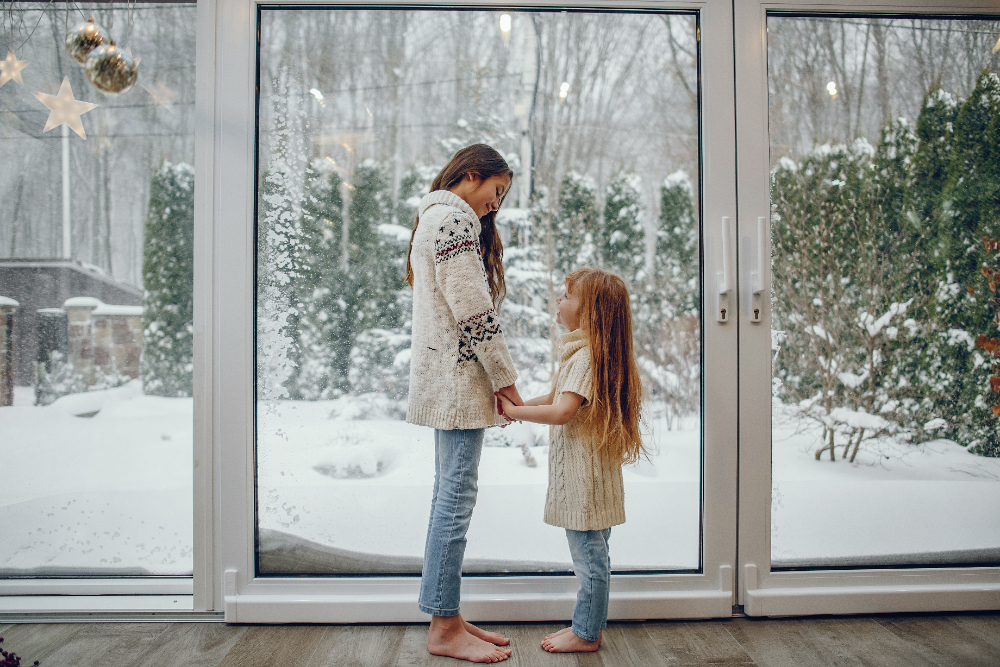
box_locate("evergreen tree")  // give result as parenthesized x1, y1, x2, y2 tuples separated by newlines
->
(141, 162, 194, 397)
(933, 72, 1000, 453)
(295, 159, 348, 399)
(550, 171, 599, 276)
(654, 170, 699, 318)
(601, 171, 646, 287)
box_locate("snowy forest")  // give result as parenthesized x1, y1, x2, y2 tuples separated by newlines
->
(254, 9, 702, 428)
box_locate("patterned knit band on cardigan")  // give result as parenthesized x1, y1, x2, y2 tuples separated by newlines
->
(544, 328, 626, 531)
(406, 190, 518, 430)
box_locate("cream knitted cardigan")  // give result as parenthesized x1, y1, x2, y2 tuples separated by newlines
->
(406, 190, 518, 430)
(544, 328, 626, 531)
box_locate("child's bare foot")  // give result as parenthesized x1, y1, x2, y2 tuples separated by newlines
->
(463, 618, 510, 646)
(541, 628, 601, 653)
(428, 615, 512, 663)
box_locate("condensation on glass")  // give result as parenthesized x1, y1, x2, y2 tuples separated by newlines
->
(0, 4, 196, 576)
(767, 14, 1000, 568)
(254, 8, 703, 575)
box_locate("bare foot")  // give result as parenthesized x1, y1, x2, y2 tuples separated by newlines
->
(541, 629, 601, 653)
(428, 615, 512, 663)
(463, 617, 511, 646)
(542, 627, 573, 642)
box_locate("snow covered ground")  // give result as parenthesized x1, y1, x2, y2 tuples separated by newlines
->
(256, 397, 701, 572)
(771, 400, 1000, 566)
(2, 385, 998, 576)
(1, 383, 192, 576)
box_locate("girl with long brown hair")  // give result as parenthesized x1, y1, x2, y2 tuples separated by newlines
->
(406, 144, 522, 663)
(497, 267, 645, 654)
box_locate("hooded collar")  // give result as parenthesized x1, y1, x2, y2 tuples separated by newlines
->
(418, 190, 481, 233)
(558, 327, 588, 364)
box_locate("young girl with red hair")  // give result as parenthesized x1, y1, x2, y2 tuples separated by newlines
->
(497, 267, 645, 653)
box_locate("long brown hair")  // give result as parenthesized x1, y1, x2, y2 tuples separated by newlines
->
(565, 268, 645, 465)
(405, 144, 513, 305)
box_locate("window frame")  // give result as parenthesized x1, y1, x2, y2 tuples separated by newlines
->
(206, 0, 741, 622)
(733, 0, 1000, 617)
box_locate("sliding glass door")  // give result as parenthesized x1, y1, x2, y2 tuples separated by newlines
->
(736, 0, 1000, 616)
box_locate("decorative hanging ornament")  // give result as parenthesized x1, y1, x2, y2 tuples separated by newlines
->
(65, 17, 108, 66)
(33, 76, 98, 139)
(0, 50, 30, 87)
(85, 40, 139, 95)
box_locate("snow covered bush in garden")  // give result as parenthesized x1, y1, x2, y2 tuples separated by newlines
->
(141, 162, 194, 397)
(771, 73, 1000, 458)
(635, 171, 700, 428)
(550, 171, 600, 277)
(601, 171, 646, 287)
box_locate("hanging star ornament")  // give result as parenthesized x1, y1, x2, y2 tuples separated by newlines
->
(0, 50, 30, 87)
(33, 76, 98, 139)
(142, 80, 177, 111)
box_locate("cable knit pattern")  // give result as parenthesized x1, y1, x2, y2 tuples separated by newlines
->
(544, 328, 626, 531)
(407, 190, 518, 430)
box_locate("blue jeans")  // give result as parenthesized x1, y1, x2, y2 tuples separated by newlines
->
(566, 527, 612, 642)
(418, 428, 485, 616)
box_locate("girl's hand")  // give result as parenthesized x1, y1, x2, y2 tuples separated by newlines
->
(495, 393, 512, 423)
(496, 392, 518, 421)
(497, 384, 523, 407)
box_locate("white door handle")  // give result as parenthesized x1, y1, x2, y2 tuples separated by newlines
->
(706, 216, 734, 323)
(741, 216, 767, 324)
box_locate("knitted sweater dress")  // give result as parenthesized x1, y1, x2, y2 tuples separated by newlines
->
(544, 328, 626, 531)
(406, 190, 518, 430)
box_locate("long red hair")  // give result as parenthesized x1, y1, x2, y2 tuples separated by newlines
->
(565, 268, 645, 465)
(405, 144, 512, 305)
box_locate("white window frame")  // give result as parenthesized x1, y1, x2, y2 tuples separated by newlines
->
(733, 0, 1000, 617)
(203, 0, 741, 622)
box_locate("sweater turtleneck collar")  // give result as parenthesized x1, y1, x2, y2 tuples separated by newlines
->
(558, 328, 588, 363)
(418, 190, 480, 229)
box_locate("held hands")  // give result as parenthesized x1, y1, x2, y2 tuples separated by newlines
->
(495, 384, 523, 425)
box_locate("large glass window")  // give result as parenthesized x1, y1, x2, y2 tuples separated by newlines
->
(0, 3, 195, 576)
(767, 15, 1000, 568)
(254, 8, 703, 575)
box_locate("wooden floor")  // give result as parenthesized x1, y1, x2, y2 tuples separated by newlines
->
(2, 613, 999, 667)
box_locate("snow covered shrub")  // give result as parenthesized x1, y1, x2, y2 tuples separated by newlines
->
(634, 171, 700, 427)
(35, 351, 88, 405)
(35, 352, 130, 406)
(141, 162, 194, 397)
(550, 171, 600, 276)
(601, 171, 646, 287)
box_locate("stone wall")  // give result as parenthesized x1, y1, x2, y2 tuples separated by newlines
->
(64, 298, 143, 383)
(0, 296, 18, 406)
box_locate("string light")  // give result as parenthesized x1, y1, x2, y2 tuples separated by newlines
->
(500, 14, 511, 42)
(559, 81, 569, 101)
(827, 81, 838, 99)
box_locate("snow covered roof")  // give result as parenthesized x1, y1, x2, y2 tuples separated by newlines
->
(63, 297, 143, 316)
(94, 304, 144, 316)
(63, 297, 104, 309)
(37, 308, 66, 315)
(0, 296, 20, 307)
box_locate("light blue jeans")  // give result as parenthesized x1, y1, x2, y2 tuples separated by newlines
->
(418, 428, 485, 616)
(566, 527, 612, 642)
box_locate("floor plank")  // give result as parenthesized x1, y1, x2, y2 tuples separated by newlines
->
(727, 616, 941, 667)
(28, 623, 168, 667)
(645, 619, 755, 665)
(125, 622, 248, 667)
(217, 625, 328, 667)
(873, 614, 1000, 667)
(490, 623, 577, 667)
(0, 623, 85, 665)
(306, 624, 407, 667)
(391, 624, 432, 667)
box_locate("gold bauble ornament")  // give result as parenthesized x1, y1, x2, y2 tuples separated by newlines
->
(65, 17, 108, 66)
(85, 41, 139, 95)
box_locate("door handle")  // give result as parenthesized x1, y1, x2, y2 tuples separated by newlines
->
(741, 216, 767, 324)
(706, 216, 733, 323)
